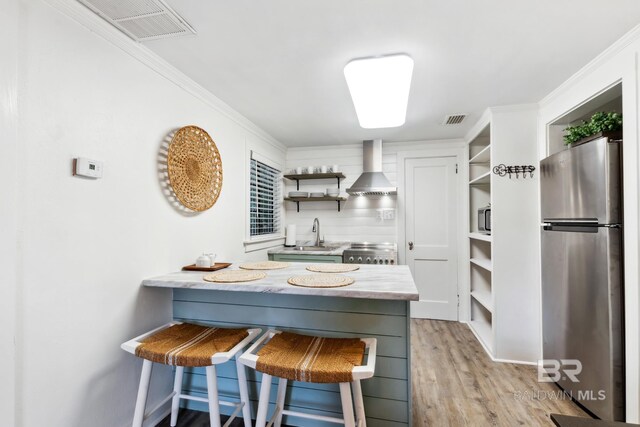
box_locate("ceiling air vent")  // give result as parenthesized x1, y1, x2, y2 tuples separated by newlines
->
(77, 0, 196, 42)
(442, 114, 467, 125)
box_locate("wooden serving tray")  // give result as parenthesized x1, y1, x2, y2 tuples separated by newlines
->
(182, 262, 231, 272)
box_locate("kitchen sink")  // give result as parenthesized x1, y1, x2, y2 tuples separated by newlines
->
(291, 245, 340, 252)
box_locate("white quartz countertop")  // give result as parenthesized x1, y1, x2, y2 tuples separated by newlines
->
(267, 242, 350, 256)
(142, 262, 419, 301)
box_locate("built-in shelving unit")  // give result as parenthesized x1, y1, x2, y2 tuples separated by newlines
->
(471, 289, 493, 313)
(465, 106, 540, 363)
(469, 171, 491, 185)
(469, 145, 491, 164)
(467, 122, 494, 355)
(470, 257, 492, 272)
(469, 232, 492, 242)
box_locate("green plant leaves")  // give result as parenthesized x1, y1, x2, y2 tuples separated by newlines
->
(563, 112, 622, 145)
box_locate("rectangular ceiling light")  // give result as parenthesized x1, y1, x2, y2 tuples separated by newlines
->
(344, 54, 414, 129)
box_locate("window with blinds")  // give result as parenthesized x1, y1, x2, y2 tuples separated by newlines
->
(249, 158, 281, 237)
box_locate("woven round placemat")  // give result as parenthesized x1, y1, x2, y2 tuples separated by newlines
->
(306, 264, 360, 273)
(167, 125, 223, 212)
(287, 274, 355, 288)
(239, 261, 291, 270)
(203, 270, 266, 283)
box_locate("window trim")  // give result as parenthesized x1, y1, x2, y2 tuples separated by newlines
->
(245, 149, 285, 251)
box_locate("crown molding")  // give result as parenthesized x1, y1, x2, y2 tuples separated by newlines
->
(42, 0, 286, 153)
(540, 23, 640, 107)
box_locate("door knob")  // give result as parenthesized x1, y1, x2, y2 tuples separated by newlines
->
(408, 241, 414, 250)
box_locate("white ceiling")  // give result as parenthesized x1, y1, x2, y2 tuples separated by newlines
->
(144, 1, 640, 147)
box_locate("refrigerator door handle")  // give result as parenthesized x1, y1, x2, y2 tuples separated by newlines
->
(543, 218, 599, 225)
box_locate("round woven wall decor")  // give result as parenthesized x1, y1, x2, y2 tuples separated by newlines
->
(167, 125, 223, 212)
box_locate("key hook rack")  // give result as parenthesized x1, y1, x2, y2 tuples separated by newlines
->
(492, 164, 535, 179)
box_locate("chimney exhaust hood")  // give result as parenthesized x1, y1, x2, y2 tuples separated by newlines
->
(346, 139, 397, 196)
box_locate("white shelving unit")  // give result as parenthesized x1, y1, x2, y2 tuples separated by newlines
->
(465, 106, 540, 363)
(470, 258, 492, 272)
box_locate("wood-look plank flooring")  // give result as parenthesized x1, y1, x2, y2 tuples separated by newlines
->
(158, 319, 588, 426)
(412, 319, 588, 426)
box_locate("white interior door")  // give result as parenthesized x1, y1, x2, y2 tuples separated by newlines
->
(405, 156, 459, 320)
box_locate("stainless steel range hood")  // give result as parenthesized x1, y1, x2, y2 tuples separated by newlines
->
(347, 139, 397, 195)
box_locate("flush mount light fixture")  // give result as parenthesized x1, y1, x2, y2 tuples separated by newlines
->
(344, 54, 414, 129)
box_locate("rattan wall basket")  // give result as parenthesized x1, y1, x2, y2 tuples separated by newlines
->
(167, 125, 223, 212)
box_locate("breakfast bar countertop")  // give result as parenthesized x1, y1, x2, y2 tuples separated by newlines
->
(142, 262, 419, 301)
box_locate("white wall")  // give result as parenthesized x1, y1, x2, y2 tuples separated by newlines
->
(0, 1, 20, 425)
(7, 1, 285, 426)
(538, 25, 640, 422)
(284, 139, 460, 243)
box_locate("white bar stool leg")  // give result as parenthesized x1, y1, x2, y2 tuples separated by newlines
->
(255, 373, 272, 427)
(339, 382, 356, 427)
(274, 378, 287, 427)
(132, 360, 153, 427)
(235, 356, 253, 427)
(170, 366, 184, 426)
(206, 365, 222, 427)
(351, 380, 366, 427)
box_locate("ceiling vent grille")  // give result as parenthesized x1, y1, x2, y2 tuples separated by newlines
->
(442, 114, 467, 125)
(77, 0, 196, 42)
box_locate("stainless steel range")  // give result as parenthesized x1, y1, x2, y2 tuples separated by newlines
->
(343, 243, 397, 265)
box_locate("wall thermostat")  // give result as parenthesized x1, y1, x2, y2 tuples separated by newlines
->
(73, 157, 103, 179)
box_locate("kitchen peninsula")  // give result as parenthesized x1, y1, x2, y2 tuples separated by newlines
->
(142, 263, 418, 426)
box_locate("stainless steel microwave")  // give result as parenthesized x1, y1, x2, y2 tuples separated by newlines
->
(478, 206, 491, 234)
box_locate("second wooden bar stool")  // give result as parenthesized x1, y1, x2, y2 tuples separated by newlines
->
(239, 329, 377, 427)
(121, 322, 261, 427)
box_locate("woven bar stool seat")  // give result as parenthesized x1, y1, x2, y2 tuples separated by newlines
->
(122, 322, 260, 427)
(240, 330, 377, 427)
(255, 331, 366, 383)
(135, 323, 249, 366)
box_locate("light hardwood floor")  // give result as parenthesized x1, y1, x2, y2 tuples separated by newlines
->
(411, 319, 588, 426)
(160, 319, 589, 426)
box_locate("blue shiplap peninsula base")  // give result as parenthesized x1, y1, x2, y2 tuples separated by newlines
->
(142, 264, 418, 426)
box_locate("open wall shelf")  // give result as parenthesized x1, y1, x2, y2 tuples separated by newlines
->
(284, 196, 347, 212)
(284, 172, 346, 211)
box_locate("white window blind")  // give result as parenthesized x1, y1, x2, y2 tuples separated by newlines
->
(250, 157, 281, 237)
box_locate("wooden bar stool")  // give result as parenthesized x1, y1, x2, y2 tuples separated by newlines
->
(121, 322, 261, 427)
(239, 330, 377, 427)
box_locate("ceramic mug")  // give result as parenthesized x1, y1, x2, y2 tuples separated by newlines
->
(207, 253, 217, 267)
(295, 166, 303, 174)
(332, 164, 339, 172)
(307, 166, 314, 174)
(320, 165, 328, 173)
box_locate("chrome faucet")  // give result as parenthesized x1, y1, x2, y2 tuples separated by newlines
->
(312, 218, 321, 246)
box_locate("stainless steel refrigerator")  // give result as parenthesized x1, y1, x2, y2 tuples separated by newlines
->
(540, 135, 624, 421)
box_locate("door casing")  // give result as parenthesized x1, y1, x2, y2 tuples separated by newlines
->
(396, 143, 468, 320)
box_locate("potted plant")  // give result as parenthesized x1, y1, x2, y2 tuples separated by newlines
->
(563, 112, 623, 146)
